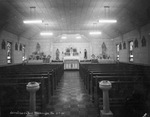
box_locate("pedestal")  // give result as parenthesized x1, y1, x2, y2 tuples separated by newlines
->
(100, 110, 113, 117)
(26, 112, 39, 117)
(99, 80, 113, 117)
(26, 82, 40, 117)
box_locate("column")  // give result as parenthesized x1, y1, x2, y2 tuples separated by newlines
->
(26, 82, 40, 117)
(99, 80, 113, 117)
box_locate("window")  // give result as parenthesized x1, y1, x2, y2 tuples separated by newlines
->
(116, 44, 119, 61)
(134, 39, 138, 48)
(123, 42, 126, 49)
(129, 41, 134, 62)
(7, 41, 12, 64)
(15, 43, 18, 50)
(1, 40, 6, 49)
(141, 36, 146, 47)
(19, 44, 22, 51)
(22, 45, 26, 61)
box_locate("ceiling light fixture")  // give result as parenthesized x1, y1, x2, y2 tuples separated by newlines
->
(99, 19, 117, 23)
(23, 20, 42, 24)
(40, 24, 53, 36)
(23, 6, 43, 24)
(40, 32, 53, 36)
(76, 36, 81, 39)
(61, 36, 67, 39)
(99, 6, 117, 24)
(89, 31, 102, 35)
(89, 22, 102, 35)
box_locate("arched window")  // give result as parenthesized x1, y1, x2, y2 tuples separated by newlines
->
(116, 44, 119, 61)
(134, 39, 138, 48)
(22, 45, 26, 61)
(1, 40, 6, 49)
(15, 43, 18, 50)
(141, 36, 146, 47)
(123, 42, 126, 49)
(19, 44, 22, 51)
(129, 41, 134, 62)
(7, 41, 12, 64)
(119, 43, 122, 50)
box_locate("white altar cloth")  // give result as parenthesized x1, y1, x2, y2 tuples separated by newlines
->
(63, 56, 80, 61)
(63, 55, 80, 70)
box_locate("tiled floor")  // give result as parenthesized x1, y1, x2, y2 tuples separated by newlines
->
(44, 71, 99, 117)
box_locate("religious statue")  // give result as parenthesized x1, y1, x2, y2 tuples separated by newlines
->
(36, 43, 40, 54)
(70, 47, 73, 56)
(102, 42, 107, 59)
(84, 49, 87, 59)
(56, 49, 60, 60)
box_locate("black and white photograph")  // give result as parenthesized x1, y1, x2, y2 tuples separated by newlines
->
(0, 0, 150, 117)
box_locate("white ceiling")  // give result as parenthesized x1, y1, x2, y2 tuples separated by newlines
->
(0, 0, 150, 39)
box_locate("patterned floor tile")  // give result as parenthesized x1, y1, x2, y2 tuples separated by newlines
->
(43, 71, 99, 117)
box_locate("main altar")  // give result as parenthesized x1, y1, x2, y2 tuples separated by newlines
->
(63, 47, 80, 70)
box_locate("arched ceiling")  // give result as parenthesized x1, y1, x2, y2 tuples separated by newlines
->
(0, 0, 150, 39)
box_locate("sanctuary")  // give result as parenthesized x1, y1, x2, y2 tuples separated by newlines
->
(63, 47, 80, 70)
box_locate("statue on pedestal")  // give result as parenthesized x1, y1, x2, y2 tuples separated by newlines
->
(56, 49, 60, 60)
(70, 47, 73, 56)
(102, 42, 107, 59)
(84, 49, 87, 59)
(36, 43, 40, 54)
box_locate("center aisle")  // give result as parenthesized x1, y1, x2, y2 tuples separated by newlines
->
(44, 71, 99, 117)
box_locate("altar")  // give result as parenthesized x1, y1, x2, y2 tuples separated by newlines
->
(63, 47, 80, 70)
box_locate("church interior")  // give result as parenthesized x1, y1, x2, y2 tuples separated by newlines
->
(0, 0, 150, 117)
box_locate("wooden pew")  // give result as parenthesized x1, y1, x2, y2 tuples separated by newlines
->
(0, 63, 64, 92)
(98, 81, 147, 117)
(89, 71, 144, 96)
(0, 63, 64, 117)
(0, 76, 48, 117)
(92, 75, 139, 104)
(79, 63, 150, 116)
(79, 63, 145, 95)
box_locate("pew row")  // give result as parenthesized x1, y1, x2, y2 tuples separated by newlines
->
(0, 63, 64, 117)
(79, 63, 150, 116)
